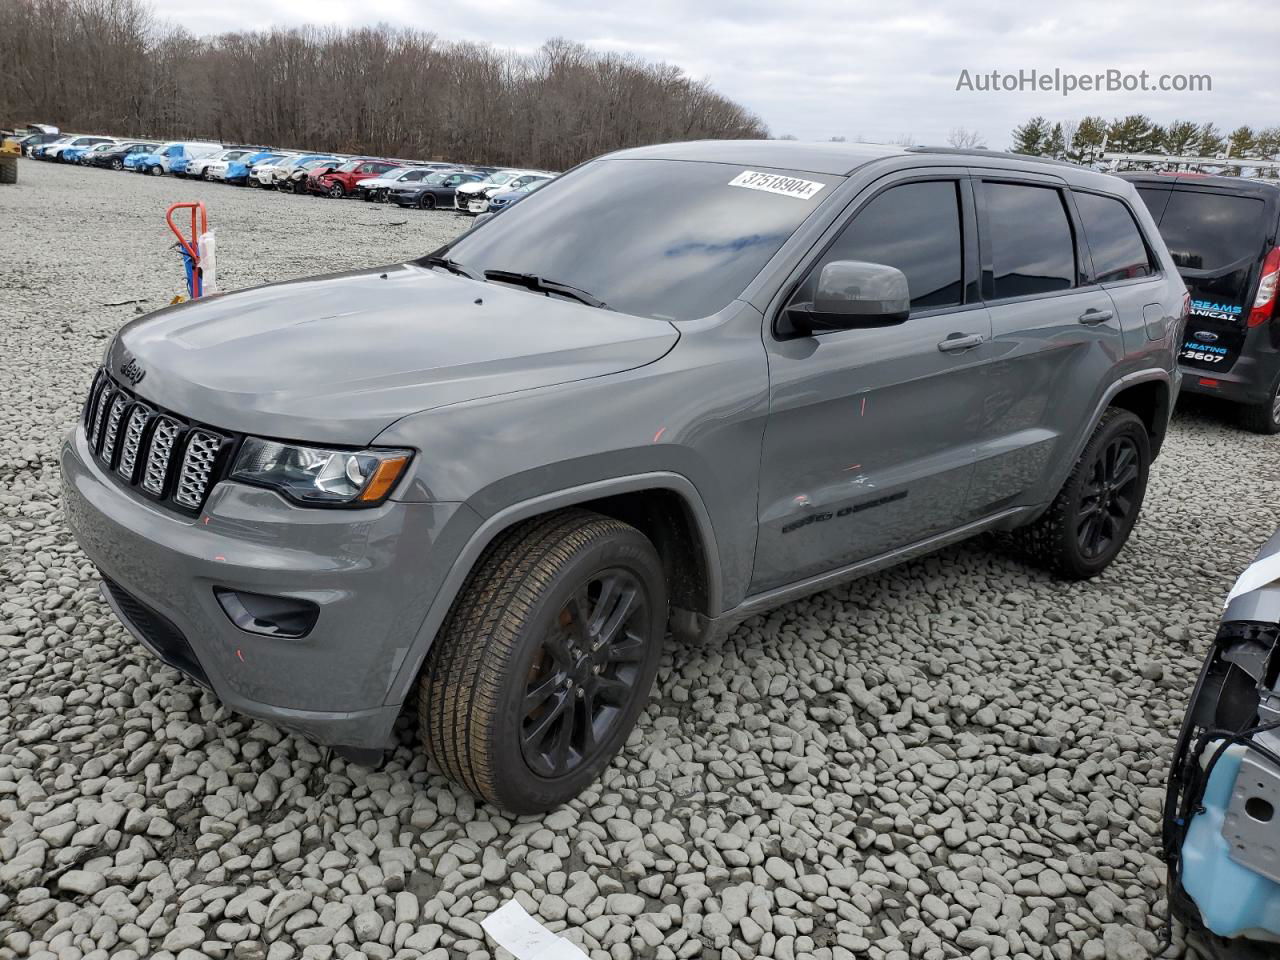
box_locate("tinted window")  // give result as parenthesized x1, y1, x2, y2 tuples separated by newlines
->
(1075, 192, 1154, 283)
(804, 180, 964, 309)
(1150, 190, 1267, 271)
(442, 158, 840, 321)
(1135, 187, 1171, 222)
(985, 183, 1075, 298)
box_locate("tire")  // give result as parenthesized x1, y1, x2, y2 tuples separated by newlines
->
(1009, 407, 1150, 580)
(417, 193, 435, 210)
(147, 165, 162, 177)
(1239, 375, 1280, 434)
(328, 183, 344, 199)
(111, 159, 123, 171)
(0, 159, 16, 185)
(419, 509, 666, 813)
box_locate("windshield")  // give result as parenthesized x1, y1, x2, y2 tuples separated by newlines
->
(486, 172, 516, 185)
(336, 159, 364, 173)
(438, 158, 840, 321)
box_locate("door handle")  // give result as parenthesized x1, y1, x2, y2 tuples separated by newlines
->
(1079, 308, 1114, 325)
(937, 333, 984, 353)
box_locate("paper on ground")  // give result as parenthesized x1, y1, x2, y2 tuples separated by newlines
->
(481, 900, 590, 960)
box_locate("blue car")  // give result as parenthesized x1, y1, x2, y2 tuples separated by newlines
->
(225, 151, 285, 186)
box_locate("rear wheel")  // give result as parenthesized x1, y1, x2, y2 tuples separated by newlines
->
(1009, 407, 1150, 579)
(419, 510, 666, 813)
(1239, 375, 1280, 435)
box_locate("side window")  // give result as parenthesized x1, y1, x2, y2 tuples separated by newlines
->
(800, 180, 965, 311)
(1074, 192, 1155, 283)
(984, 182, 1076, 299)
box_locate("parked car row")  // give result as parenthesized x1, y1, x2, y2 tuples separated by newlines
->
(11, 128, 558, 215)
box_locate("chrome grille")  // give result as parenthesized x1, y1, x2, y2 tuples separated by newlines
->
(89, 385, 113, 449)
(82, 368, 231, 511)
(116, 406, 149, 480)
(174, 431, 221, 508)
(101, 394, 127, 463)
(141, 418, 180, 495)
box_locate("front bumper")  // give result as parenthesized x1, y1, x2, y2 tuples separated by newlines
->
(61, 426, 469, 750)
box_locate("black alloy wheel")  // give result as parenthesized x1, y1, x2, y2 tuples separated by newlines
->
(1075, 434, 1142, 561)
(520, 569, 650, 779)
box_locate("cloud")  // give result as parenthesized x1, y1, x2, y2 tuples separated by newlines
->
(153, 0, 1277, 148)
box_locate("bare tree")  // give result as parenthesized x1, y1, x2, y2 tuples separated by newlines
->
(946, 126, 985, 149)
(0, 0, 769, 167)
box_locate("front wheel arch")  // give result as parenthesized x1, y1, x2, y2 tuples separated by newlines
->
(385, 474, 722, 705)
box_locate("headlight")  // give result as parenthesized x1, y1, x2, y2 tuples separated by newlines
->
(231, 438, 412, 507)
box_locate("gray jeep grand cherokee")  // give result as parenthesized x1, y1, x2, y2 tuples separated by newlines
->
(62, 141, 1184, 812)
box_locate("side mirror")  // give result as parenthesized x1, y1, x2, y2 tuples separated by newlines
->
(786, 260, 910, 336)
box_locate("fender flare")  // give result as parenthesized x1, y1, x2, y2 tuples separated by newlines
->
(383, 471, 723, 704)
(1037, 368, 1173, 510)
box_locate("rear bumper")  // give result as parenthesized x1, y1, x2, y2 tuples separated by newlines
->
(1181, 350, 1280, 406)
(61, 425, 471, 750)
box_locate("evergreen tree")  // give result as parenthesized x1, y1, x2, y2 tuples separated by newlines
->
(1196, 123, 1225, 157)
(1010, 116, 1050, 155)
(1227, 126, 1257, 158)
(1043, 123, 1066, 160)
(1069, 115, 1108, 162)
(1162, 120, 1199, 156)
(1107, 115, 1162, 153)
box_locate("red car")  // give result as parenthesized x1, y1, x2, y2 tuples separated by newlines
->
(309, 159, 402, 198)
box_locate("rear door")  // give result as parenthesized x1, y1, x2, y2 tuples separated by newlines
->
(1071, 188, 1167, 352)
(1137, 183, 1272, 373)
(967, 174, 1126, 514)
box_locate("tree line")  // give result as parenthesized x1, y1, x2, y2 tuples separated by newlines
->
(1008, 115, 1280, 163)
(0, 0, 769, 169)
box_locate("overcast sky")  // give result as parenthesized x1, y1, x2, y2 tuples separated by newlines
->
(156, 0, 1278, 148)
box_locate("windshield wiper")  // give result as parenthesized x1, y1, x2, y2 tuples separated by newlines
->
(483, 270, 610, 310)
(422, 255, 484, 282)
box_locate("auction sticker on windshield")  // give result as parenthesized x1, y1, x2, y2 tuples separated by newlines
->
(728, 170, 826, 200)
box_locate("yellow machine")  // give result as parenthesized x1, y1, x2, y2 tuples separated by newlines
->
(0, 137, 18, 185)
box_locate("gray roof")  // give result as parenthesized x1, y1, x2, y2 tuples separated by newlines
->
(604, 139, 1090, 177)
(604, 140, 908, 175)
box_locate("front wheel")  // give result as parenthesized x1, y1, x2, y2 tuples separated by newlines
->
(1009, 407, 1150, 579)
(328, 183, 344, 199)
(147, 165, 162, 177)
(419, 510, 666, 813)
(417, 193, 435, 210)
(111, 159, 123, 171)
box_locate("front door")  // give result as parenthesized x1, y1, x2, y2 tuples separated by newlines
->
(752, 175, 992, 594)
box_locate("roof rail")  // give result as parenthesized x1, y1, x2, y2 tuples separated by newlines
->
(906, 145, 1080, 168)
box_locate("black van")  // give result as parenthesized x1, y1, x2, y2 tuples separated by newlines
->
(1124, 173, 1280, 432)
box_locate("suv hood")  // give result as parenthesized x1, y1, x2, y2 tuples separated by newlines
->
(106, 263, 679, 446)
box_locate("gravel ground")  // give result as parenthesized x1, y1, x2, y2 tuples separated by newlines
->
(2, 159, 1279, 960)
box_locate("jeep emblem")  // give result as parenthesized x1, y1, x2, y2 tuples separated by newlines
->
(1194, 330, 1219, 343)
(120, 357, 146, 386)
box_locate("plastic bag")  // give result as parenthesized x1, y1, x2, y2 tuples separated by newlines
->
(197, 230, 217, 295)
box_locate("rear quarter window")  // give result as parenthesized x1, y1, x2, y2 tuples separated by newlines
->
(1153, 190, 1268, 270)
(1074, 192, 1155, 283)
